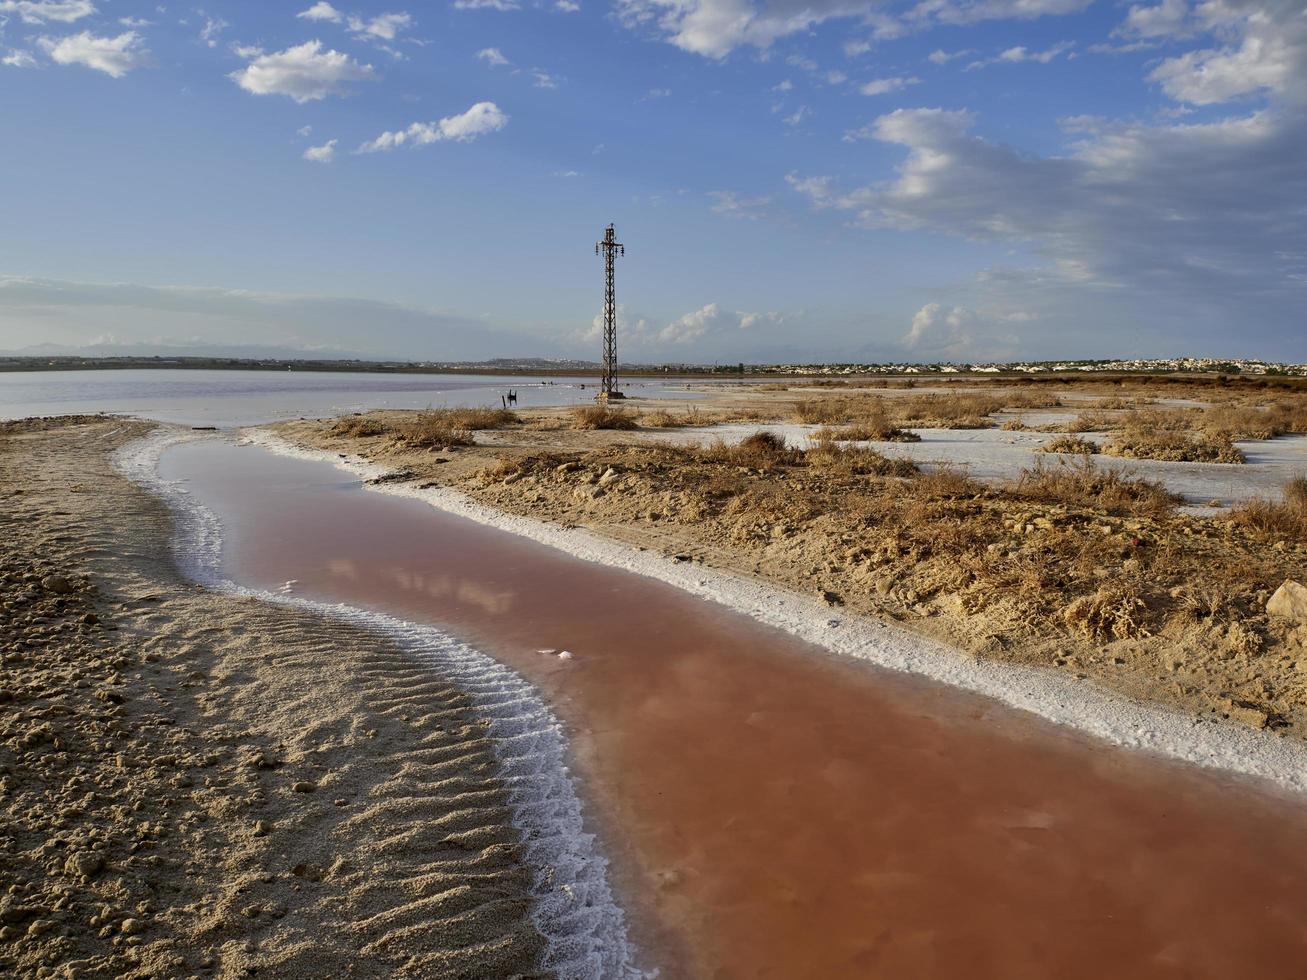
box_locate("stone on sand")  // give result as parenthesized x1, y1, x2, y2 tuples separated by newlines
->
(1267, 580, 1307, 624)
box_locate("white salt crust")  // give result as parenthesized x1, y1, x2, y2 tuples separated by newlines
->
(243, 426, 1307, 797)
(114, 429, 652, 980)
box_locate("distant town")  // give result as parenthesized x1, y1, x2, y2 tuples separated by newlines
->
(0, 354, 1303, 378)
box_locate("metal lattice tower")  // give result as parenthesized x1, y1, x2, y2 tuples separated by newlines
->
(594, 223, 624, 398)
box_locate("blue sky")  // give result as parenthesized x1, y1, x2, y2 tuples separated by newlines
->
(1, 0, 1304, 363)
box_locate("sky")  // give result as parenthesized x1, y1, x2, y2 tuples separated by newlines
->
(0, 0, 1304, 364)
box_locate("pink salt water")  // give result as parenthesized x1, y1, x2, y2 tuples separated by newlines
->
(159, 440, 1307, 979)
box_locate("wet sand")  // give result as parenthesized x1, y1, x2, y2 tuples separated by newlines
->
(162, 438, 1307, 979)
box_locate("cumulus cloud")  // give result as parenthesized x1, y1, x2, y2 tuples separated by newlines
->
(37, 31, 150, 77)
(453, 0, 521, 9)
(792, 103, 1307, 334)
(902, 302, 973, 352)
(358, 101, 508, 152)
(658, 303, 782, 342)
(477, 46, 510, 66)
(859, 75, 919, 95)
(302, 139, 337, 162)
(297, 2, 344, 21)
(229, 41, 375, 103)
(1144, 0, 1307, 106)
(613, 0, 1090, 58)
(966, 41, 1073, 69)
(347, 12, 412, 39)
(3, 49, 38, 67)
(0, 0, 95, 24)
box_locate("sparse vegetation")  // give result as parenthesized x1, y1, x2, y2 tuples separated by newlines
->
(570, 405, 637, 430)
(700, 431, 801, 470)
(396, 411, 476, 448)
(639, 407, 702, 427)
(1104, 429, 1245, 464)
(806, 435, 917, 476)
(1041, 434, 1099, 455)
(331, 415, 386, 438)
(1229, 476, 1307, 540)
(1009, 458, 1180, 517)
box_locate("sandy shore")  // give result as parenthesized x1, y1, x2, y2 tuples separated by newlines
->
(0, 418, 635, 978)
(249, 424, 1307, 795)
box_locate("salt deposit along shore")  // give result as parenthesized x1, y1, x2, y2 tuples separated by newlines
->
(0, 416, 647, 978)
(248, 425, 1307, 795)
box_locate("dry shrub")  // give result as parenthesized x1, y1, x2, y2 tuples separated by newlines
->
(639, 407, 701, 427)
(331, 415, 386, 438)
(792, 398, 853, 424)
(1041, 434, 1099, 455)
(439, 407, 518, 430)
(911, 465, 985, 499)
(818, 398, 921, 442)
(806, 435, 917, 476)
(1201, 400, 1307, 440)
(1063, 584, 1150, 640)
(1010, 458, 1179, 517)
(571, 405, 637, 430)
(1104, 429, 1245, 464)
(1229, 476, 1307, 540)
(1064, 412, 1116, 432)
(704, 430, 801, 470)
(396, 411, 475, 448)
(897, 393, 1002, 428)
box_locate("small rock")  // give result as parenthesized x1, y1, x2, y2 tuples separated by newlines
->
(251, 820, 269, 837)
(1267, 580, 1307, 624)
(120, 917, 146, 935)
(41, 576, 75, 594)
(64, 852, 104, 879)
(291, 780, 316, 793)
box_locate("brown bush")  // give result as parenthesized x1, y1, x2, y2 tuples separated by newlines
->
(1009, 458, 1179, 517)
(639, 407, 701, 428)
(1103, 430, 1244, 464)
(792, 398, 853, 425)
(1229, 476, 1307, 540)
(571, 405, 637, 430)
(396, 412, 475, 448)
(331, 415, 386, 438)
(439, 407, 518, 430)
(694, 431, 802, 471)
(896, 393, 1002, 428)
(1040, 434, 1099, 455)
(806, 436, 917, 477)
(1063, 585, 1151, 640)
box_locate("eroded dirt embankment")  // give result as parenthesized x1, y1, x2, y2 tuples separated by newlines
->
(0, 418, 546, 978)
(272, 403, 1307, 738)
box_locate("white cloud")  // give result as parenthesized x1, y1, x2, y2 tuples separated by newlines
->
(1116, 0, 1191, 39)
(551, 169, 581, 177)
(773, 78, 793, 91)
(965, 40, 1074, 70)
(783, 105, 809, 125)
(708, 190, 771, 219)
(347, 12, 412, 39)
(791, 104, 1307, 332)
(297, 2, 343, 22)
(0, 1, 95, 24)
(229, 41, 376, 103)
(118, 16, 152, 27)
(358, 101, 508, 152)
(555, 0, 581, 10)
(3, 49, 38, 67)
(37, 31, 150, 77)
(453, 0, 520, 9)
(477, 46, 509, 66)
(903, 303, 973, 352)
(531, 68, 557, 88)
(303, 139, 337, 162)
(1145, 0, 1307, 106)
(199, 16, 227, 48)
(859, 75, 919, 95)
(298, 124, 313, 136)
(928, 47, 974, 64)
(613, 0, 1090, 59)
(658, 303, 779, 343)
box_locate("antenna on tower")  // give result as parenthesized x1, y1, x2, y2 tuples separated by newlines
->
(595, 223, 625, 400)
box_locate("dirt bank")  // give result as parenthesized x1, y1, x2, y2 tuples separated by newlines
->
(0, 418, 548, 978)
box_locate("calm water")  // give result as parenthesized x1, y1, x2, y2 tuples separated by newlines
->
(0, 368, 707, 428)
(159, 438, 1307, 979)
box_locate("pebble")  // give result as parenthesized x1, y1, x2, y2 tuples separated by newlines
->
(64, 851, 104, 879)
(291, 780, 316, 793)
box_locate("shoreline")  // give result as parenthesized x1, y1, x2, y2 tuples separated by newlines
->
(244, 425, 1307, 797)
(116, 426, 650, 978)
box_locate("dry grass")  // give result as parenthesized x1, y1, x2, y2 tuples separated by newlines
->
(570, 405, 637, 430)
(639, 407, 702, 428)
(1063, 584, 1151, 641)
(1104, 429, 1245, 464)
(1229, 476, 1307, 540)
(1041, 434, 1099, 455)
(1009, 458, 1180, 517)
(792, 398, 854, 425)
(897, 393, 1003, 428)
(331, 415, 386, 438)
(700, 431, 801, 470)
(806, 435, 917, 477)
(396, 412, 476, 448)
(438, 407, 519, 430)
(817, 398, 921, 442)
